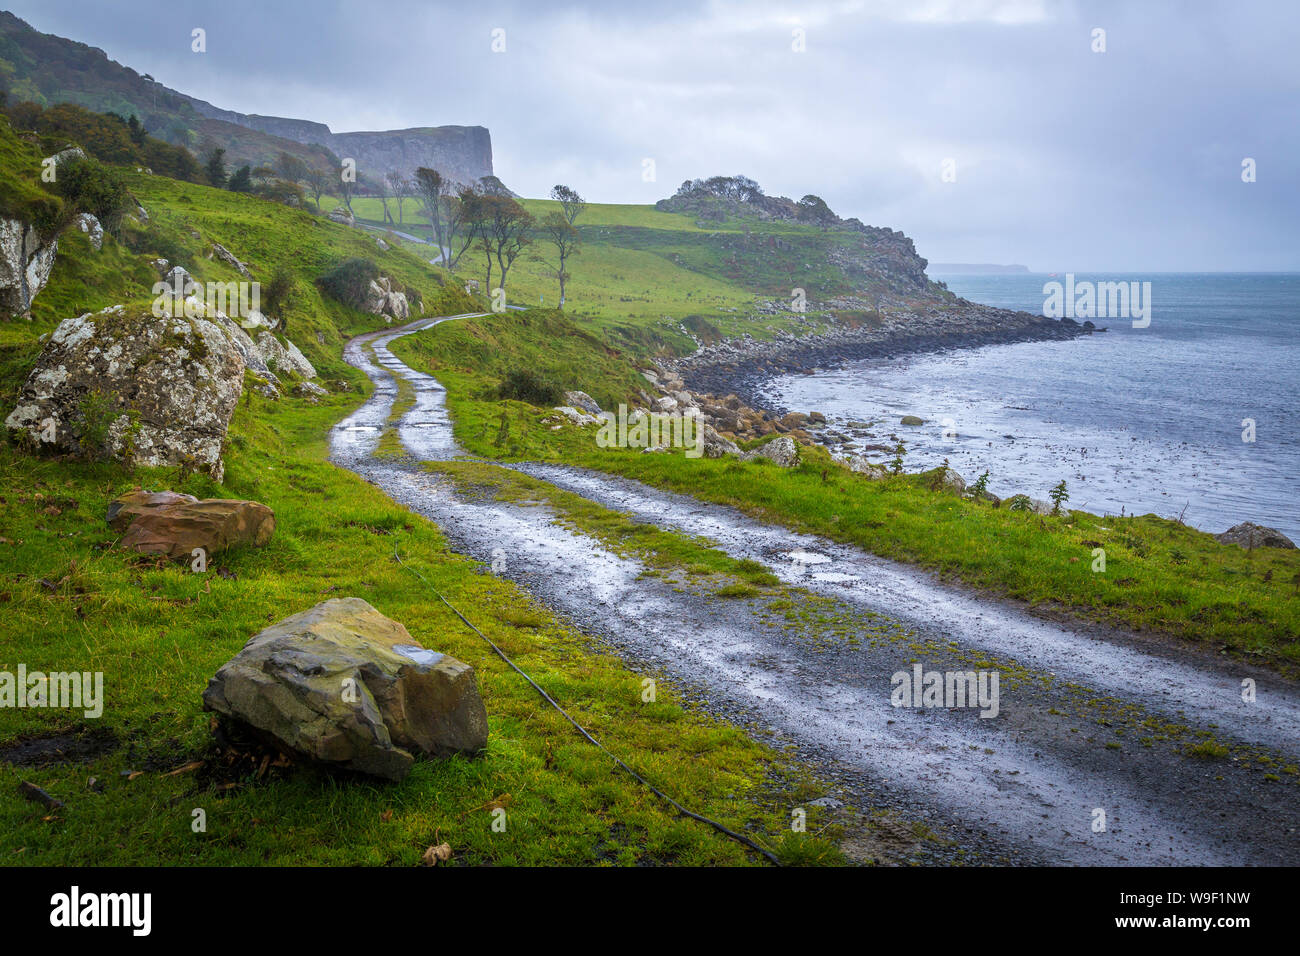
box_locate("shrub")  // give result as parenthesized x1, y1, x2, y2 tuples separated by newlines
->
(261, 265, 296, 321)
(50, 155, 131, 233)
(497, 368, 563, 407)
(317, 257, 379, 310)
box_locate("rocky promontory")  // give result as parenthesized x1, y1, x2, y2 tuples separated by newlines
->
(666, 301, 1098, 406)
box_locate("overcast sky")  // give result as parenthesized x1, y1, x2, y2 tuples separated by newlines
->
(9, 0, 1298, 270)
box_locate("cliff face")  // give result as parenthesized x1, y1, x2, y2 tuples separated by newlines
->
(188, 101, 494, 185)
(331, 127, 493, 186)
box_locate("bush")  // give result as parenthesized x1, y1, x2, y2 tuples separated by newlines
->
(261, 265, 296, 320)
(316, 257, 379, 310)
(51, 155, 131, 233)
(498, 368, 563, 407)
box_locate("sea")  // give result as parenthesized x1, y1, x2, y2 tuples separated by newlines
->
(758, 273, 1300, 539)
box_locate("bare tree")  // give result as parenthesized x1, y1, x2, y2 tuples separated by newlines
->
(386, 171, 411, 226)
(444, 185, 480, 269)
(338, 174, 356, 214)
(413, 167, 452, 262)
(477, 194, 533, 295)
(304, 165, 329, 209)
(550, 184, 587, 226)
(374, 174, 393, 224)
(538, 211, 580, 308)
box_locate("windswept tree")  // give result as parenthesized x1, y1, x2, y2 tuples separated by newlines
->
(338, 174, 358, 217)
(467, 193, 532, 295)
(386, 171, 411, 225)
(796, 193, 836, 226)
(538, 211, 580, 307)
(413, 167, 452, 261)
(479, 194, 533, 296)
(444, 185, 481, 269)
(227, 164, 253, 193)
(304, 165, 329, 209)
(550, 184, 587, 226)
(374, 174, 393, 223)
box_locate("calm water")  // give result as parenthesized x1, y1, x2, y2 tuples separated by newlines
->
(760, 273, 1300, 538)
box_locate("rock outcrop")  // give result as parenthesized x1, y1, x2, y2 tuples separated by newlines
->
(158, 266, 317, 393)
(72, 213, 103, 251)
(202, 598, 489, 781)
(4, 304, 245, 479)
(364, 276, 409, 319)
(0, 217, 58, 317)
(211, 241, 251, 278)
(1215, 522, 1296, 550)
(109, 491, 276, 561)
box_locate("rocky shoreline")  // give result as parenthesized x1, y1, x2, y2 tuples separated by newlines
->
(664, 301, 1099, 414)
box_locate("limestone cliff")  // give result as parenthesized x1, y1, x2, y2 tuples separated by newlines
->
(189, 102, 494, 185)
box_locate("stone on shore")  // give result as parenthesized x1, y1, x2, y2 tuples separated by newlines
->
(744, 435, 800, 468)
(1215, 522, 1296, 550)
(202, 598, 488, 781)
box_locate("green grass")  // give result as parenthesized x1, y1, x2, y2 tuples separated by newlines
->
(321, 190, 913, 351)
(0, 162, 847, 866)
(390, 310, 1300, 673)
(0, 385, 848, 866)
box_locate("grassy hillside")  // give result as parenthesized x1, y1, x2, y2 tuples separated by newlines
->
(327, 189, 941, 354)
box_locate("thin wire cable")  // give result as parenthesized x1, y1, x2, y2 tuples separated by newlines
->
(394, 547, 781, 866)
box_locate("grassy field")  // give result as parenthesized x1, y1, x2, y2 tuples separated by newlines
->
(391, 310, 1300, 673)
(0, 156, 848, 865)
(322, 192, 862, 349)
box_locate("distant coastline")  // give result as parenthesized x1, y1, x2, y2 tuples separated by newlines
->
(929, 263, 1031, 274)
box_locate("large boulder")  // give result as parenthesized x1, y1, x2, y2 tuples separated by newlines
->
(1215, 522, 1296, 550)
(202, 598, 489, 781)
(328, 205, 355, 227)
(934, 466, 966, 495)
(253, 331, 316, 379)
(113, 494, 275, 561)
(4, 305, 245, 480)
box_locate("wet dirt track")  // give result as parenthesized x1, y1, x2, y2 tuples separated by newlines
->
(331, 315, 1300, 866)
